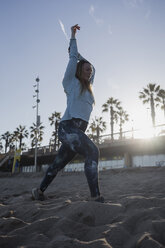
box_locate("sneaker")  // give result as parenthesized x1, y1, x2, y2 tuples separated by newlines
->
(91, 195, 105, 203)
(32, 188, 45, 201)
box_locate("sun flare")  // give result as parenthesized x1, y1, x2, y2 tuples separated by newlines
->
(132, 110, 165, 139)
(136, 125, 155, 139)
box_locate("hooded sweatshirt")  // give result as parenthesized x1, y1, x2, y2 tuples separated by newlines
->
(61, 38, 95, 123)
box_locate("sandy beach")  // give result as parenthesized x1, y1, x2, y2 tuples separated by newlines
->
(0, 166, 165, 248)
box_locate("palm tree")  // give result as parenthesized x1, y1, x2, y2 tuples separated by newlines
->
(49, 138, 54, 150)
(102, 97, 121, 141)
(139, 83, 161, 127)
(14, 125, 29, 150)
(12, 130, 19, 149)
(88, 117, 106, 144)
(30, 123, 45, 148)
(0, 140, 3, 153)
(49, 112, 61, 150)
(157, 89, 165, 118)
(1, 132, 13, 153)
(117, 107, 129, 139)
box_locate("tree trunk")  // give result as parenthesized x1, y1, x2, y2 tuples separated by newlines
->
(119, 118, 122, 139)
(110, 106, 114, 141)
(55, 120, 58, 151)
(163, 99, 165, 118)
(5, 142, 7, 153)
(150, 94, 155, 127)
(96, 125, 99, 144)
(19, 138, 22, 149)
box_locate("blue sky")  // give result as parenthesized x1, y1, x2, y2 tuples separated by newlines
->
(0, 0, 165, 147)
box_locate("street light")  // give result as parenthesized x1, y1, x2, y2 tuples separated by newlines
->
(131, 119, 134, 139)
(33, 77, 40, 172)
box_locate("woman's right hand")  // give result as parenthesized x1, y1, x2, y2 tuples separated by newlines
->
(71, 24, 80, 38)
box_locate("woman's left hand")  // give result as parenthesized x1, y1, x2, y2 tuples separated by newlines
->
(71, 24, 80, 38)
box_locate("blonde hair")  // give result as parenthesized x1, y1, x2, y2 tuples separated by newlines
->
(75, 60, 93, 95)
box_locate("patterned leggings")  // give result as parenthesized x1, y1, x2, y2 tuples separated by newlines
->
(40, 118, 100, 197)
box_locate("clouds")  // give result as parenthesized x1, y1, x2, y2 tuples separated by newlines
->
(89, 4, 112, 35)
(89, 5, 104, 26)
(123, 0, 144, 8)
(123, 0, 151, 20)
(89, 4, 94, 15)
(58, 19, 69, 41)
(145, 9, 151, 20)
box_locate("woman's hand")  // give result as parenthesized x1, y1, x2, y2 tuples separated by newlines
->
(71, 24, 80, 38)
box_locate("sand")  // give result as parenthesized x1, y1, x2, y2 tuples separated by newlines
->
(0, 166, 165, 248)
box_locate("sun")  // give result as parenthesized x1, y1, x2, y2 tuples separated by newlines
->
(131, 108, 165, 139)
(131, 110, 155, 139)
(136, 125, 155, 139)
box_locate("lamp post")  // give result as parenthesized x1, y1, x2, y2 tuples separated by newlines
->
(33, 77, 40, 172)
(131, 119, 134, 139)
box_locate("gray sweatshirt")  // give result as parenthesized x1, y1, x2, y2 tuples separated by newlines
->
(61, 38, 95, 123)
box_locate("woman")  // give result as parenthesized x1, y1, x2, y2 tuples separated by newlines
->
(32, 24, 104, 203)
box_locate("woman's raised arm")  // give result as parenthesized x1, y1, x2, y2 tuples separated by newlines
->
(62, 25, 80, 90)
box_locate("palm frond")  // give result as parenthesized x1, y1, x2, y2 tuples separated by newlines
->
(155, 85, 160, 92)
(143, 88, 149, 95)
(143, 99, 149, 104)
